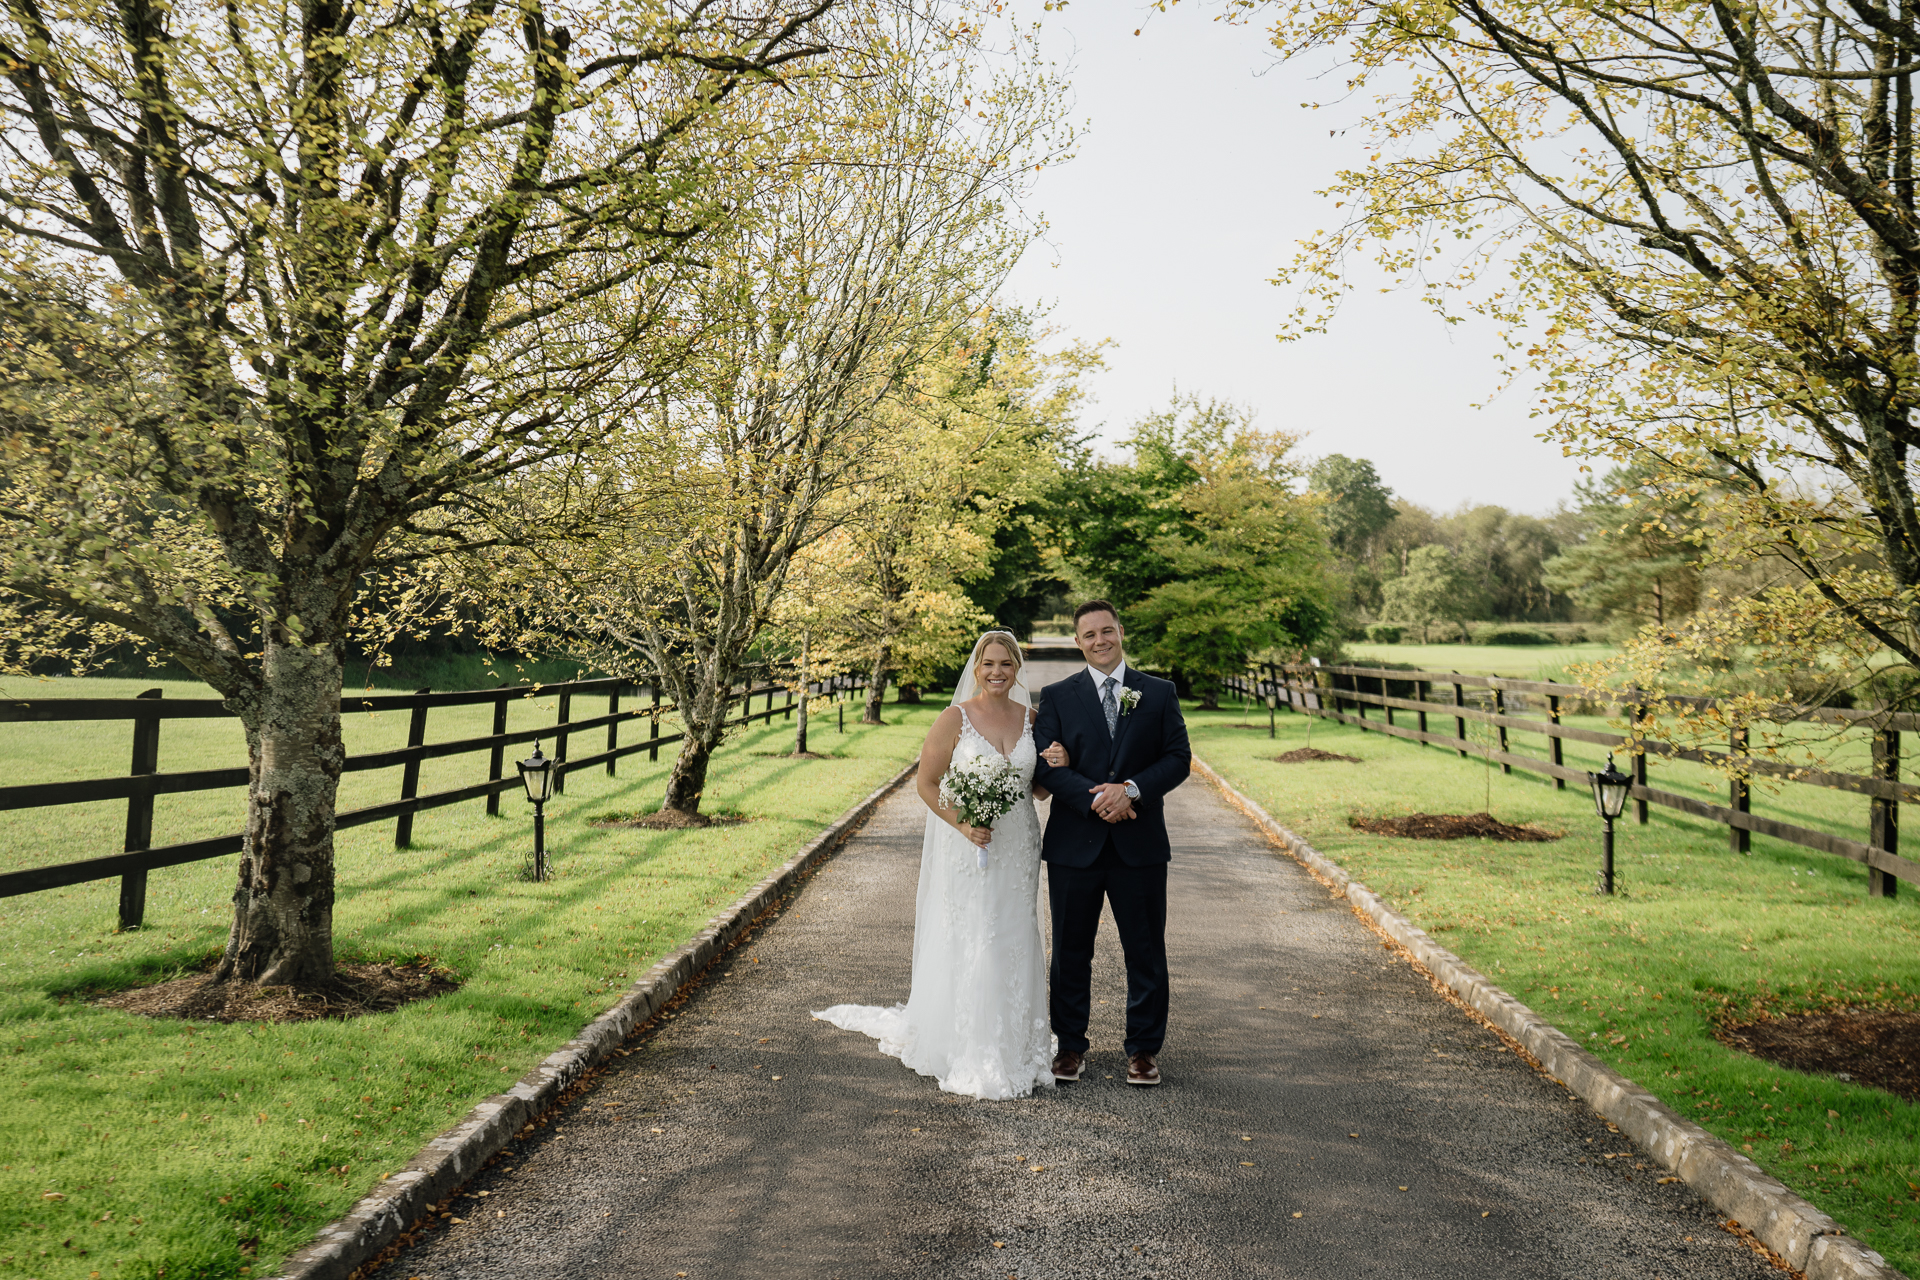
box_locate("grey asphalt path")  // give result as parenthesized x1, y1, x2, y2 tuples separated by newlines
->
(372, 660, 1779, 1280)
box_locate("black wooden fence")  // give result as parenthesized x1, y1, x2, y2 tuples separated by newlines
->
(1226, 661, 1920, 899)
(0, 670, 870, 927)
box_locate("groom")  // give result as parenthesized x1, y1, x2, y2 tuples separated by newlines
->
(1033, 600, 1191, 1087)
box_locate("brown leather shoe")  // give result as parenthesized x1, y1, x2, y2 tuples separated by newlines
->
(1126, 1053, 1161, 1086)
(1051, 1050, 1084, 1081)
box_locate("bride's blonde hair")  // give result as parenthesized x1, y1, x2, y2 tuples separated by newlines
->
(975, 630, 1023, 671)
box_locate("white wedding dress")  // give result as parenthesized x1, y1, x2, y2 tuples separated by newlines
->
(813, 706, 1055, 1101)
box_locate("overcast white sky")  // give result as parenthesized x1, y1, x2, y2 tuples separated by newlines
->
(998, 3, 1590, 515)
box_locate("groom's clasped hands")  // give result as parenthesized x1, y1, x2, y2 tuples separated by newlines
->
(1037, 741, 1137, 824)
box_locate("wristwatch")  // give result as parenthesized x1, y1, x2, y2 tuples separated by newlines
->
(1123, 780, 1141, 800)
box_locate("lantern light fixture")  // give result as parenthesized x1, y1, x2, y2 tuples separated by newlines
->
(1587, 753, 1633, 894)
(517, 742, 555, 880)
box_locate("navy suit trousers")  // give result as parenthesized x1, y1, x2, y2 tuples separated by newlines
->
(1047, 838, 1169, 1058)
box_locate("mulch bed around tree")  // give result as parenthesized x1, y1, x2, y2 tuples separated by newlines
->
(1348, 811, 1562, 842)
(594, 810, 752, 831)
(95, 960, 458, 1025)
(1719, 1010, 1920, 1102)
(1272, 748, 1364, 764)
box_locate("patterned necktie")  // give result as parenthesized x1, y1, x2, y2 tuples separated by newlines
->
(1102, 676, 1119, 737)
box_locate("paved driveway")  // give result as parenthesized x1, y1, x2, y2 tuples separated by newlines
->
(372, 662, 1777, 1279)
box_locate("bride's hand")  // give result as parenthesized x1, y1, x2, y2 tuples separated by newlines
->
(957, 821, 993, 847)
(1039, 741, 1070, 768)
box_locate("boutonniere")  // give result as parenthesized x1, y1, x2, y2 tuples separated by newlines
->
(1117, 687, 1143, 716)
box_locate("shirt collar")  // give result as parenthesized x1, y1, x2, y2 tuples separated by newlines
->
(1087, 657, 1128, 687)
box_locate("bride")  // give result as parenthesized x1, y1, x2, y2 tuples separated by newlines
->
(812, 631, 1055, 1100)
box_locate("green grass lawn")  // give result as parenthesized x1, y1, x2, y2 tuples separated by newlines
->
(1345, 641, 1617, 677)
(1190, 701, 1920, 1275)
(1, 676, 935, 1280)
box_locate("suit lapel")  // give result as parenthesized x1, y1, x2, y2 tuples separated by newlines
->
(1075, 668, 1108, 737)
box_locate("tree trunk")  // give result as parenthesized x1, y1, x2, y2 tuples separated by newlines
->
(863, 643, 891, 724)
(794, 631, 810, 755)
(658, 658, 743, 818)
(214, 640, 344, 988)
(662, 731, 719, 815)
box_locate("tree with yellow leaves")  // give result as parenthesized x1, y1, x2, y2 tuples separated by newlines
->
(776, 316, 1089, 722)
(478, 11, 1069, 819)
(1256, 0, 1920, 725)
(0, 0, 850, 985)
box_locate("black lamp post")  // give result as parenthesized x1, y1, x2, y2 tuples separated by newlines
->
(518, 742, 555, 881)
(1588, 753, 1633, 895)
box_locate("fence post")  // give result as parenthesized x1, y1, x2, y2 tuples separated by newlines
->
(650, 686, 661, 762)
(1871, 728, 1900, 898)
(606, 685, 621, 777)
(118, 688, 162, 931)
(1631, 691, 1649, 825)
(1383, 675, 1395, 728)
(395, 688, 431, 848)
(1730, 725, 1752, 853)
(1415, 680, 1428, 745)
(1452, 675, 1467, 759)
(1548, 694, 1565, 790)
(554, 686, 573, 794)
(486, 690, 509, 816)
(1493, 681, 1511, 775)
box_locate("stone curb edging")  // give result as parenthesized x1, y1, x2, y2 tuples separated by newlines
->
(1190, 755, 1906, 1280)
(271, 760, 920, 1280)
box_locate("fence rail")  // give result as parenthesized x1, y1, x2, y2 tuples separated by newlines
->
(0, 669, 871, 925)
(1225, 661, 1918, 898)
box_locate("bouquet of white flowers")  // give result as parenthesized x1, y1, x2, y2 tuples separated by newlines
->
(938, 752, 1027, 869)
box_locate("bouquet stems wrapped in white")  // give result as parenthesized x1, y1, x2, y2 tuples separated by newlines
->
(938, 753, 1027, 869)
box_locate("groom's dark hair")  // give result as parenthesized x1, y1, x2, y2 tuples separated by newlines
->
(1073, 599, 1120, 628)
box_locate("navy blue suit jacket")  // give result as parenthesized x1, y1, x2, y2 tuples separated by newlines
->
(1033, 666, 1191, 868)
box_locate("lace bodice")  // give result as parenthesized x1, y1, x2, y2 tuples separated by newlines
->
(954, 707, 1037, 791)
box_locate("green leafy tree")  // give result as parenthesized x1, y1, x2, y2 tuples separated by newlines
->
(1064, 397, 1333, 705)
(0, 0, 838, 986)
(1380, 545, 1472, 643)
(1436, 506, 1574, 622)
(1053, 420, 1194, 609)
(1310, 454, 1397, 560)
(1543, 465, 1706, 631)
(1308, 453, 1396, 622)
